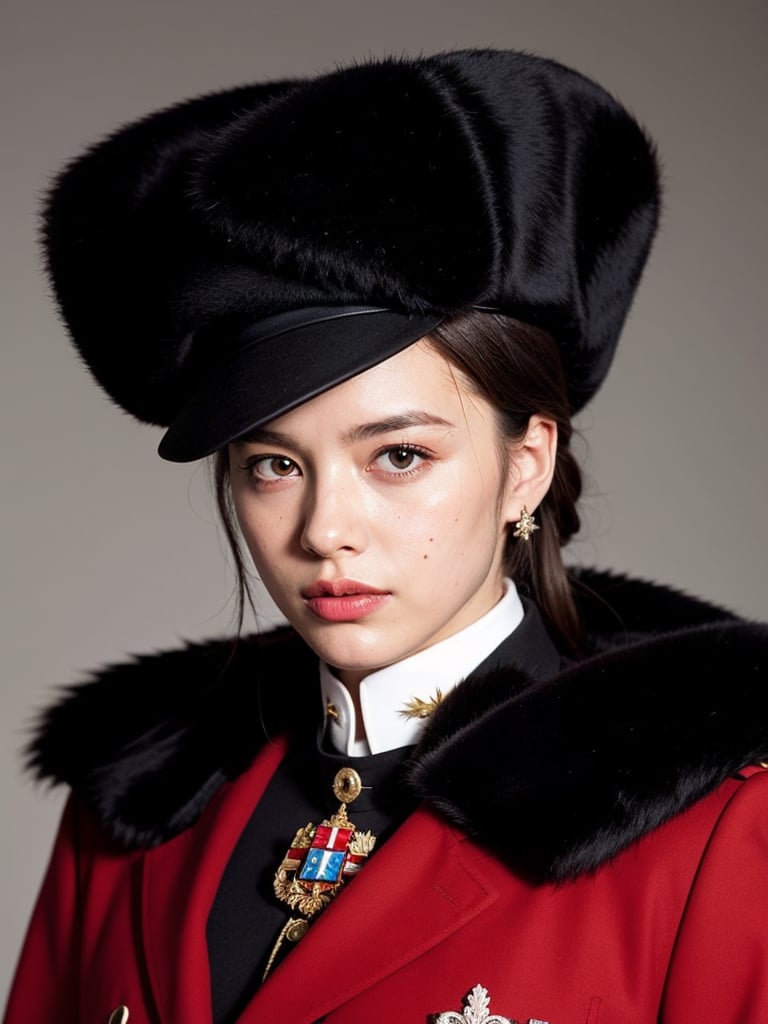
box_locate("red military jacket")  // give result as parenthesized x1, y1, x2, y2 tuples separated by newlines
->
(5, 572, 768, 1023)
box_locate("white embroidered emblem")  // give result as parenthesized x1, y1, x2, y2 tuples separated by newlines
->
(433, 983, 549, 1024)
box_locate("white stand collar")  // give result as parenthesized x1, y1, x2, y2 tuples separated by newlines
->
(320, 579, 524, 756)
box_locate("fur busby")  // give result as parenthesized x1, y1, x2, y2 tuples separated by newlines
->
(43, 49, 660, 460)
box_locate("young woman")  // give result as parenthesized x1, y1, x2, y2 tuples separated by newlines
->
(5, 49, 768, 1024)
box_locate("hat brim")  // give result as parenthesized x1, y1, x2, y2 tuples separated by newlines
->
(157, 306, 445, 462)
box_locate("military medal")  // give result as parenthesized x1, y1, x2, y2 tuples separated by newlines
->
(263, 767, 377, 980)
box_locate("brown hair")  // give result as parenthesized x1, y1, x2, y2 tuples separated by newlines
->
(214, 309, 583, 650)
(427, 310, 583, 651)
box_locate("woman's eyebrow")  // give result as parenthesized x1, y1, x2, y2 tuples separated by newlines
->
(340, 411, 454, 444)
(234, 412, 454, 450)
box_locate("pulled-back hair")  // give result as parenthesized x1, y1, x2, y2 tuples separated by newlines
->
(214, 309, 583, 650)
(427, 310, 582, 651)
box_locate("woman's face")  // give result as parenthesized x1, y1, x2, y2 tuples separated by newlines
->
(228, 340, 523, 688)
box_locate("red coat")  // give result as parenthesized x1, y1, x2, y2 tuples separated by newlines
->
(6, 572, 768, 1023)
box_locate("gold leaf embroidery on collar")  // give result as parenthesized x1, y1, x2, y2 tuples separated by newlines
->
(398, 688, 444, 720)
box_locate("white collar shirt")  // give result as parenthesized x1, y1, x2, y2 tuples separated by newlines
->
(320, 579, 524, 756)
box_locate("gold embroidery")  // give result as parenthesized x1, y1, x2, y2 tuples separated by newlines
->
(399, 688, 444, 720)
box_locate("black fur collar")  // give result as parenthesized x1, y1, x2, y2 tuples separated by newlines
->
(27, 570, 768, 881)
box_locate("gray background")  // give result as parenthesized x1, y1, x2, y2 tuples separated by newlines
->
(2, 0, 765, 1002)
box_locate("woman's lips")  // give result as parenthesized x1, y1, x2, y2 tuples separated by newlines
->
(302, 579, 391, 622)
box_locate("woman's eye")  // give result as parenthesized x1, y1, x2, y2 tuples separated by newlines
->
(247, 455, 300, 480)
(373, 445, 430, 475)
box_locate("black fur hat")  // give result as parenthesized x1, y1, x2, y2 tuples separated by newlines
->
(43, 49, 660, 461)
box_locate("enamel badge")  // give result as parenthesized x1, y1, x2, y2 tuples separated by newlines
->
(273, 767, 376, 917)
(264, 767, 377, 979)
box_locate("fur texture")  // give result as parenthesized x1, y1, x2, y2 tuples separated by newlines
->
(42, 50, 659, 427)
(27, 571, 768, 882)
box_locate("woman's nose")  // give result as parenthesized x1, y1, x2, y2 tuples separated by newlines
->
(299, 479, 368, 558)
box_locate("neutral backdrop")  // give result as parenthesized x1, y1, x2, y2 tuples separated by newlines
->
(2, 0, 766, 1004)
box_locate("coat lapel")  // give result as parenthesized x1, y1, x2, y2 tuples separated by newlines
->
(141, 736, 289, 1023)
(142, 746, 498, 1024)
(241, 807, 497, 1024)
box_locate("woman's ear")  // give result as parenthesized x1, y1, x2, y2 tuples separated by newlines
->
(501, 415, 558, 524)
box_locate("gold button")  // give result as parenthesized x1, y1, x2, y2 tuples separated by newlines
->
(333, 767, 362, 804)
(286, 918, 309, 942)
